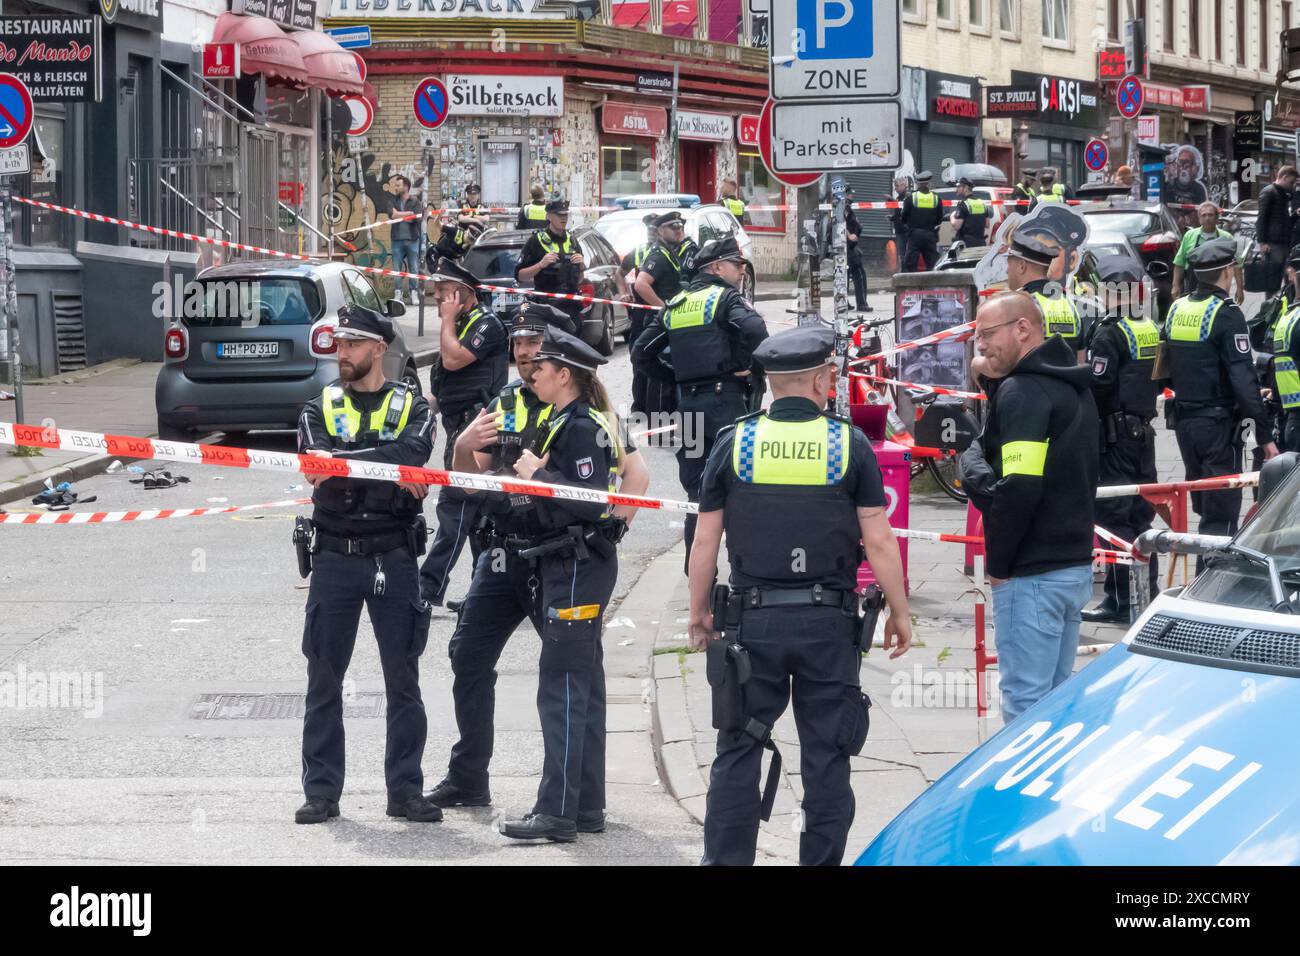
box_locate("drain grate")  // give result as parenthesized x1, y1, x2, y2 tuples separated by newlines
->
(190, 693, 387, 720)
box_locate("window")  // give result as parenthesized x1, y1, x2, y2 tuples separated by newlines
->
(13, 112, 67, 248)
(1287, 0, 1294, 27)
(343, 271, 384, 311)
(1000, 0, 1020, 35)
(1215, 0, 1223, 59)
(938, 0, 958, 25)
(1190, 0, 1200, 55)
(600, 139, 655, 203)
(1042, 0, 1070, 42)
(1164, 0, 1175, 50)
(1238, 0, 1247, 63)
(737, 150, 786, 234)
(902, 0, 925, 20)
(1260, 0, 1270, 70)
(971, 0, 990, 30)
(1108, 0, 1119, 40)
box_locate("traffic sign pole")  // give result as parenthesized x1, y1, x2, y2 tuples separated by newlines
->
(830, 175, 850, 418)
(0, 186, 22, 424)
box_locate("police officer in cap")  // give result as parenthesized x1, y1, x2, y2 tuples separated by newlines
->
(294, 303, 441, 825)
(631, 235, 769, 572)
(420, 256, 508, 608)
(950, 177, 991, 247)
(516, 198, 586, 330)
(1082, 258, 1162, 623)
(899, 170, 943, 271)
(1005, 231, 1088, 355)
(634, 210, 698, 310)
(497, 327, 630, 843)
(1164, 239, 1278, 549)
(689, 324, 913, 866)
(1273, 246, 1300, 452)
(427, 320, 649, 816)
(1013, 168, 1038, 207)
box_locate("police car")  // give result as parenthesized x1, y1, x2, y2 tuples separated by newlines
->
(857, 455, 1300, 865)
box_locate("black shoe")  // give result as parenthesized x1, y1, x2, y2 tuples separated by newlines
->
(295, 797, 339, 824)
(499, 812, 578, 843)
(426, 777, 492, 808)
(446, 599, 464, 613)
(576, 810, 605, 834)
(386, 795, 444, 822)
(1081, 602, 1130, 624)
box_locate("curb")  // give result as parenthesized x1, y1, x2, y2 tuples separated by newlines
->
(0, 450, 132, 507)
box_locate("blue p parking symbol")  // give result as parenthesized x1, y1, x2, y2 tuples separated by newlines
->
(798, 0, 871, 60)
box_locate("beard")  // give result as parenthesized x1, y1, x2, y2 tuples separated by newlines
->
(1177, 169, 1194, 184)
(338, 354, 374, 382)
(517, 358, 537, 385)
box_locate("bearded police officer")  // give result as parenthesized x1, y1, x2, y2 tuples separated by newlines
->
(294, 304, 441, 825)
(634, 210, 698, 310)
(1164, 239, 1278, 547)
(421, 257, 508, 608)
(688, 325, 913, 867)
(1006, 233, 1087, 355)
(427, 314, 649, 814)
(1272, 245, 1300, 453)
(1082, 259, 1162, 624)
(899, 170, 943, 271)
(516, 198, 585, 332)
(631, 236, 769, 572)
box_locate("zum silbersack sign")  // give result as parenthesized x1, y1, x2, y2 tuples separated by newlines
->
(0, 16, 102, 103)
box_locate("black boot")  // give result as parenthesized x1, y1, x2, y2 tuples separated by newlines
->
(576, 810, 606, 833)
(386, 794, 444, 822)
(427, 777, 492, 808)
(499, 812, 578, 843)
(294, 797, 339, 824)
(1081, 597, 1129, 624)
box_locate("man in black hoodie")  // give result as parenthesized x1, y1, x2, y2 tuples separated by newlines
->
(960, 292, 1099, 722)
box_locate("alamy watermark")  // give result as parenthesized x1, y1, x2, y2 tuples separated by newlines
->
(0, 665, 103, 718)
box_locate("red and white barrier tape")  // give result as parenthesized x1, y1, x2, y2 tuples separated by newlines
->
(0, 422, 699, 515)
(332, 211, 418, 240)
(895, 528, 1134, 564)
(1095, 472, 1259, 499)
(852, 320, 975, 364)
(852, 372, 985, 401)
(0, 496, 311, 526)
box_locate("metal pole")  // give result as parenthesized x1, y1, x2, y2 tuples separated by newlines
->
(830, 175, 850, 418)
(0, 186, 22, 423)
(670, 64, 680, 191)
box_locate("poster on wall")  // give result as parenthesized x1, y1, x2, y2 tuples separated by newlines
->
(0, 16, 102, 102)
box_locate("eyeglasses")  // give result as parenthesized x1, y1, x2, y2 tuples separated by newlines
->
(973, 318, 1022, 343)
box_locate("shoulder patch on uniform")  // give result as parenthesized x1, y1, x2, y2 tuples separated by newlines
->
(472, 332, 484, 349)
(1092, 355, 1109, 376)
(576, 456, 594, 479)
(1235, 333, 1251, 354)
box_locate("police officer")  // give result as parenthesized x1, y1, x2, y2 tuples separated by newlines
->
(516, 185, 549, 230)
(950, 177, 991, 247)
(845, 188, 873, 312)
(899, 170, 943, 271)
(1033, 167, 1072, 207)
(516, 198, 585, 332)
(631, 236, 769, 572)
(1013, 168, 1038, 208)
(1274, 245, 1300, 452)
(497, 329, 628, 843)
(688, 325, 913, 866)
(1164, 239, 1278, 547)
(432, 185, 490, 262)
(719, 177, 747, 224)
(1082, 258, 1162, 623)
(1004, 232, 1088, 355)
(427, 321, 649, 817)
(294, 304, 441, 825)
(420, 257, 508, 608)
(634, 210, 697, 310)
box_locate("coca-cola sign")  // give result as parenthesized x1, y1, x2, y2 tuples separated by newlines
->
(0, 16, 102, 102)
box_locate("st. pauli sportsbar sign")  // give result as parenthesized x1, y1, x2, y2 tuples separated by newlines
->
(0, 16, 103, 102)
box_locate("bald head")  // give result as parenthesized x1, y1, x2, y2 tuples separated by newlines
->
(974, 291, 1044, 378)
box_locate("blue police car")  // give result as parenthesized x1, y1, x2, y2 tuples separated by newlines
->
(857, 457, 1300, 865)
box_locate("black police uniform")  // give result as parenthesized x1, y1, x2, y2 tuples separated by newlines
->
(845, 203, 870, 311)
(1085, 291, 1162, 619)
(1012, 174, 1037, 208)
(630, 236, 769, 571)
(900, 175, 943, 271)
(515, 200, 585, 327)
(421, 259, 509, 606)
(294, 305, 438, 822)
(953, 190, 990, 247)
(638, 213, 697, 307)
(699, 326, 881, 867)
(1273, 246, 1300, 453)
(494, 329, 626, 842)
(1164, 241, 1272, 544)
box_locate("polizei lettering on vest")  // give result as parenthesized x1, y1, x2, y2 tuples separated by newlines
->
(759, 440, 824, 460)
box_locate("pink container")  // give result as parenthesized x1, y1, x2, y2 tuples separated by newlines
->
(857, 439, 912, 595)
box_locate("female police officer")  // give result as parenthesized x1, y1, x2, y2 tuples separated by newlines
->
(497, 327, 626, 843)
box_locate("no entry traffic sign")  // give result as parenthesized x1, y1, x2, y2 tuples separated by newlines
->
(1084, 138, 1109, 172)
(1116, 74, 1144, 119)
(344, 95, 373, 137)
(758, 99, 821, 188)
(413, 77, 450, 131)
(0, 73, 34, 151)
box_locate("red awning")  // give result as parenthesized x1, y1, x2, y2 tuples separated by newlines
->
(289, 30, 365, 97)
(212, 12, 307, 88)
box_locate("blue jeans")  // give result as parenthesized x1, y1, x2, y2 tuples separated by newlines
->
(391, 239, 421, 297)
(991, 564, 1093, 723)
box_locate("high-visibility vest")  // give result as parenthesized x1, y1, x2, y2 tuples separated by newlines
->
(1274, 305, 1300, 409)
(1032, 291, 1081, 339)
(322, 383, 413, 444)
(536, 230, 575, 256)
(964, 198, 987, 215)
(521, 202, 548, 224)
(1166, 294, 1224, 343)
(913, 192, 938, 208)
(1036, 185, 1066, 203)
(723, 197, 746, 219)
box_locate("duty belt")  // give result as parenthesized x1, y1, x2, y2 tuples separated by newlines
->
(315, 527, 415, 557)
(738, 585, 858, 612)
(681, 378, 748, 395)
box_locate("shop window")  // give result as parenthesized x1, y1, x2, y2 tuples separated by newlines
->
(601, 140, 655, 203)
(737, 150, 785, 234)
(999, 0, 1020, 36)
(1042, 0, 1070, 43)
(13, 112, 67, 248)
(1026, 137, 1081, 190)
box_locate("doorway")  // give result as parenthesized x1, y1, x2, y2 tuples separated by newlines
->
(679, 140, 716, 199)
(481, 138, 525, 209)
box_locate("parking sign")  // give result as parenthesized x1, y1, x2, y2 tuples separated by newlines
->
(771, 0, 900, 101)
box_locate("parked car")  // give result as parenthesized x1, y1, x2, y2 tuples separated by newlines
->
(857, 455, 1300, 865)
(610, 192, 701, 210)
(1077, 186, 1181, 318)
(593, 203, 756, 300)
(1222, 198, 1258, 240)
(461, 226, 629, 355)
(155, 261, 419, 443)
(1084, 230, 1163, 321)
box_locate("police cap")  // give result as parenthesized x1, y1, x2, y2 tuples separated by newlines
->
(1095, 253, 1145, 285)
(1006, 233, 1058, 267)
(1286, 243, 1300, 266)
(1187, 238, 1237, 274)
(1021, 168, 1039, 180)
(546, 198, 570, 214)
(334, 304, 396, 344)
(513, 300, 573, 338)
(430, 256, 481, 292)
(753, 325, 836, 375)
(1019, 205, 1087, 247)
(465, 183, 481, 193)
(642, 213, 659, 226)
(534, 326, 608, 372)
(693, 235, 748, 269)
(655, 210, 686, 228)
(915, 170, 933, 184)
